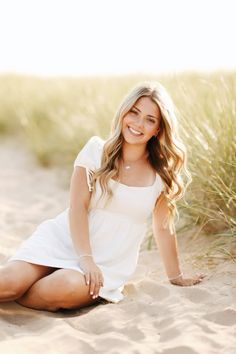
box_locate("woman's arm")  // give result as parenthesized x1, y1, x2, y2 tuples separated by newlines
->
(69, 166, 93, 256)
(152, 192, 205, 286)
(68, 166, 104, 298)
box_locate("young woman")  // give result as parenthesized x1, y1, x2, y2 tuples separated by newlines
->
(0, 81, 205, 312)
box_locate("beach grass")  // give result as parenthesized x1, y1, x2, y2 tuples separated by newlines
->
(0, 72, 235, 255)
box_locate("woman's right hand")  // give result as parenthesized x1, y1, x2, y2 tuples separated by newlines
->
(79, 257, 104, 299)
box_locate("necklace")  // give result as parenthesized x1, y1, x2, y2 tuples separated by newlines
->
(121, 154, 148, 171)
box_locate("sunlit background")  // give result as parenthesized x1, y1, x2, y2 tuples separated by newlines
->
(0, 0, 235, 252)
(0, 0, 235, 76)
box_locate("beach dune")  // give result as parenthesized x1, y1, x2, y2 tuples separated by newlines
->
(0, 137, 236, 354)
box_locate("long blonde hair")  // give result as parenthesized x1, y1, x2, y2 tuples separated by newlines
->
(92, 81, 191, 230)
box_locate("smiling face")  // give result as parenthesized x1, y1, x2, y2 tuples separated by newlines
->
(121, 96, 161, 145)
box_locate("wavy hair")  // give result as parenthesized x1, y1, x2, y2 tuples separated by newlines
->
(92, 81, 191, 231)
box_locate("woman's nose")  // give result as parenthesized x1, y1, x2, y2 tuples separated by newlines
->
(135, 116, 144, 128)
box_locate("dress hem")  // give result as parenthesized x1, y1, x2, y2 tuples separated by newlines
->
(7, 256, 124, 304)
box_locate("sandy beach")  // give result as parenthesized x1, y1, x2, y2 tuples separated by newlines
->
(0, 137, 236, 354)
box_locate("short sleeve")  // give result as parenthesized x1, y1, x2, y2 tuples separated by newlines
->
(73, 136, 103, 192)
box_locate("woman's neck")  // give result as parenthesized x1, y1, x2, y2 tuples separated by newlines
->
(121, 142, 148, 163)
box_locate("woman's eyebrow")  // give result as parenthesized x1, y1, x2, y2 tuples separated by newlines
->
(133, 106, 158, 120)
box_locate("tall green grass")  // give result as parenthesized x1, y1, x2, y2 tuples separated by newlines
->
(173, 74, 236, 256)
(0, 72, 235, 255)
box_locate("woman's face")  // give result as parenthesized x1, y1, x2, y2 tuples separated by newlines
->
(122, 96, 161, 145)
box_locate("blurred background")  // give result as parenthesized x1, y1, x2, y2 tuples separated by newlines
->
(0, 0, 235, 256)
(1, 0, 235, 76)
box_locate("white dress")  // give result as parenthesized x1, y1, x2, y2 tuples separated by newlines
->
(8, 136, 164, 303)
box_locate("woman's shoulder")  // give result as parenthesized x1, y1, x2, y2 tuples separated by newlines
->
(83, 135, 105, 168)
(86, 135, 105, 149)
(74, 135, 105, 169)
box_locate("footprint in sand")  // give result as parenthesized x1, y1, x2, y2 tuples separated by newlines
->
(120, 300, 153, 317)
(116, 325, 146, 341)
(203, 308, 236, 326)
(159, 326, 180, 342)
(68, 310, 146, 341)
(137, 280, 170, 300)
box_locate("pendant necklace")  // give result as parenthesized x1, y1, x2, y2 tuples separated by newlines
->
(122, 159, 132, 170)
(122, 153, 148, 171)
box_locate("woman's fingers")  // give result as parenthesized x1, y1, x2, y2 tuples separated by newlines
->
(92, 273, 104, 299)
(88, 272, 101, 298)
(185, 273, 206, 286)
(170, 273, 207, 286)
(92, 274, 101, 299)
(84, 273, 90, 286)
(193, 273, 206, 284)
(81, 262, 104, 298)
(89, 273, 96, 296)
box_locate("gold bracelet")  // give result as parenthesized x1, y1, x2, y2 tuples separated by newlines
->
(168, 272, 183, 281)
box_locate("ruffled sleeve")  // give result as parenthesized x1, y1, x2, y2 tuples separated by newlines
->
(73, 136, 103, 192)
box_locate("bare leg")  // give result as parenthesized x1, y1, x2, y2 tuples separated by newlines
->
(16, 269, 101, 312)
(0, 261, 58, 302)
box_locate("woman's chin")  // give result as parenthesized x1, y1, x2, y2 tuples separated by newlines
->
(123, 135, 148, 145)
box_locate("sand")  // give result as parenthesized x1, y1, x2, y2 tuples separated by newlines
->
(0, 137, 236, 354)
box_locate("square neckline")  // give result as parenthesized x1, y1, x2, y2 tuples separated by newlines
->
(92, 136, 162, 190)
(110, 173, 158, 189)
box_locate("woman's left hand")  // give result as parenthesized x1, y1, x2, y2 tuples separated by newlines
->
(170, 273, 206, 286)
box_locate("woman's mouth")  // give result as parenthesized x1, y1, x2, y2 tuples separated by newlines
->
(128, 126, 143, 136)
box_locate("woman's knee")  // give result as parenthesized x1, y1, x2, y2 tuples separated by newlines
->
(0, 261, 56, 301)
(16, 269, 97, 310)
(52, 270, 87, 297)
(67, 274, 87, 294)
(48, 270, 95, 309)
(0, 266, 26, 300)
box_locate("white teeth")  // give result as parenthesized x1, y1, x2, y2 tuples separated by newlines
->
(128, 126, 142, 135)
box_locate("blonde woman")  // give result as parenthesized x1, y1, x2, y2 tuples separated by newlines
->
(0, 82, 205, 312)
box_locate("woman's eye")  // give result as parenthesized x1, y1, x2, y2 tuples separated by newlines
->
(147, 118, 156, 124)
(130, 110, 137, 115)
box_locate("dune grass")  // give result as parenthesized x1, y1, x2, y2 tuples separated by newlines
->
(0, 72, 235, 256)
(174, 74, 236, 257)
